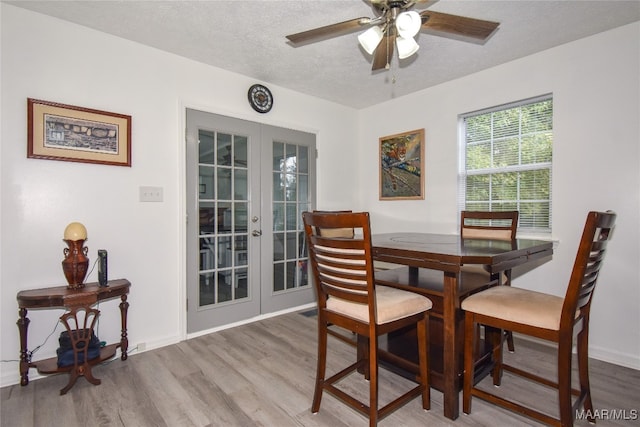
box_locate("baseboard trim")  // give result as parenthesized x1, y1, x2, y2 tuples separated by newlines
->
(186, 302, 316, 340)
(513, 333, 640, 370)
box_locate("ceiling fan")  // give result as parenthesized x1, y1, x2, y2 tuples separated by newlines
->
(286, 0, 499, 71)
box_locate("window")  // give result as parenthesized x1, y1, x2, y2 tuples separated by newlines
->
(459, 95, 553, 234)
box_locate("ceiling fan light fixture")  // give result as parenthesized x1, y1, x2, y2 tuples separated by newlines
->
(358, 25, 384, 55)
(396, 35, 419, 59)
(395, 11, 421, 38)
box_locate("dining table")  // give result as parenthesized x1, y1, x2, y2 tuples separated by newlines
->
(370, 232, 553, 420)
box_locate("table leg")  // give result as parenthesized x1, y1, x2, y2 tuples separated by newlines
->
(442, 271, 460, 420)
(119, 294, 129, 360)
(409, 266, 419, 282)
(17, 308, 30, 386)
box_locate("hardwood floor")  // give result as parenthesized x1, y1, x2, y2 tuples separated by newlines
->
(2, 310, 639, 426)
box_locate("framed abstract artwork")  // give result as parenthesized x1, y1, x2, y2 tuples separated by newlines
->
(27, 98, 131, 166)
(379, 128, 424, 200)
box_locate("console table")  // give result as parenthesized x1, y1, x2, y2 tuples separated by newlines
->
(16, 279, 130, 394)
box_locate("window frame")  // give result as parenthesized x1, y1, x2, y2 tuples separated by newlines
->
(458, 94, 553, 236)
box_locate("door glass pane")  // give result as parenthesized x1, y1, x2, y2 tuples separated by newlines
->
(217, 168, 231, 201)
(218, 236, 232, 268)
(286, 232, 297, 259)
(199, 202, 215, 234)
(234, 136, 247, 167)
(273, 203, 285, 231)
(273, 141, 283, 170)
(236, 268, 248, 298)
(235, 235, 248, 266)
(217, 133, 232, 166)
(285, 173, 297, 201)
(198, 129, 250, 307)
(273, 232, 285, 261)
(199, 272, 215, 305)
(272, 141, 310, 293)
(298, 145, 308, 173)
(286, 261, 296, 289)
(273, 263, 284, 292)
(234, 169, 248, 200)
(218, 271, 232, 303)
(273, 172, 284, 202)
(199, 236, 215, 271)
(285, 144, 297, 172)
(234, 202, 248, 233)
(299, 175, 308, 203)
(199, 130, 215, 164)
(217, 202, 232, 233)
(286, 203, 297, 231)
(199, 166, 215, 200)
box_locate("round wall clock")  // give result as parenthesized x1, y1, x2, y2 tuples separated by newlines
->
(247, 84, 273, 113)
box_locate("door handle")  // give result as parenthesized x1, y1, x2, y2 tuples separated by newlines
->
(252, 230, 262, 237)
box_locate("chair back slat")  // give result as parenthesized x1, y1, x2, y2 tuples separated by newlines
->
(314, 210, 355, 239)
(562, 211, 616, 325)
(461, 210, 519, 241)
(303, 211, 376, 309)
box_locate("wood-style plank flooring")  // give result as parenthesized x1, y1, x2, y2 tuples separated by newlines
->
(2, 310, 639, 426)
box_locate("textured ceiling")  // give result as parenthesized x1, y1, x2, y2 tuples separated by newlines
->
(6, 0, 640, 109)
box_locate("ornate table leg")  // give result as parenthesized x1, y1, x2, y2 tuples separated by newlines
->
(17, 308, 30, 386)
(119, 294, 129, 360)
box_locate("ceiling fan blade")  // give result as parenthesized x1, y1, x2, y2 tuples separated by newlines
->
(420, 10, 499, 40)
(286, 17, 372, 44)
(372, 30, 395, 71)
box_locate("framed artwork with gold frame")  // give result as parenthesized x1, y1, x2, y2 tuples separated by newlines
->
(27, 98, 131, 166)
(379, 128, 424, 200)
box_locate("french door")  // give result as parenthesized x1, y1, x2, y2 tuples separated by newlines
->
(186, 109, 316, 333)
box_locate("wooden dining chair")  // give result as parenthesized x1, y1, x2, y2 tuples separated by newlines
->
(460, 210, 519, 352)
(302, 211, 432, 427)
(461, 210, 616, 426)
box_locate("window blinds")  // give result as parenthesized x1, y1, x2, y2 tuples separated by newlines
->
(459, 94, 553, 233)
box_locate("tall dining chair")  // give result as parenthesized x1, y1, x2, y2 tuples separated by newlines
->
(302, 211, 432, 427)
(460, 210, 519, 351)
(461, 211, 616, 426)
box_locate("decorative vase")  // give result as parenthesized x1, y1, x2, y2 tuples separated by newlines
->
(62, 239, 89, 289)
(62, 222, 89, 289)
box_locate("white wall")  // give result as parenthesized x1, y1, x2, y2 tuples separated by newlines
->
(0, 4, 358, 386)
(1, 5, 638, 388)
(358, 22, 640, 369)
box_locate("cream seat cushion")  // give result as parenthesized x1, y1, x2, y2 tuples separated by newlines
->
(461, 286, 566, 331)
(318, 227, 354, 238)
(462, 227, 513, 240)
(327, 285, 432, 325)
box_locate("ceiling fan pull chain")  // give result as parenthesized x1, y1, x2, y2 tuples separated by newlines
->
(385, 30, 390, 70)
(386, 7, 395, 70)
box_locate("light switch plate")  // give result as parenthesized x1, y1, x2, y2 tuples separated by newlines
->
(139, 186, 163, 202)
